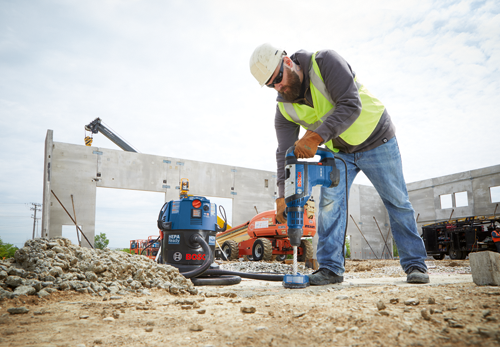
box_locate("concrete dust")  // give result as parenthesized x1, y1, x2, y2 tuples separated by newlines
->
(1, 259, 499, 347)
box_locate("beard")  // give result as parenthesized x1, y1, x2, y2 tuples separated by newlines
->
(280, 69, 302, 102)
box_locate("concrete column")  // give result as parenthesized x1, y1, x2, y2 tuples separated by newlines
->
(41, 130, 53, 238)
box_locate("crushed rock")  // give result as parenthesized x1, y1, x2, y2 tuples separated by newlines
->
(0, 237, 197, 301)
(219, 261, 311, 275)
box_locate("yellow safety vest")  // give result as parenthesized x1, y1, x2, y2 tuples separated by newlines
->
(278, 52, 385, 152)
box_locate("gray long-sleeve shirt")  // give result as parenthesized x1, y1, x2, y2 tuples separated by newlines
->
(275, 49, 396, 198)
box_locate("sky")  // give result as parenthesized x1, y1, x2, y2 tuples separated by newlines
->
(1, 0, 499, 248)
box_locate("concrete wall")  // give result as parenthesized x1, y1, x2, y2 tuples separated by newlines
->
(347, 185, 392, 259)
(41, 130, 277, 247)
(408, 164, 500, 233)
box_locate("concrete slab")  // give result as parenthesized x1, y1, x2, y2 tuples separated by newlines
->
(199, 273, 473, 297)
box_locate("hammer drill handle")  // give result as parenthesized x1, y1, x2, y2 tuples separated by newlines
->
(285, 145, 335, 164)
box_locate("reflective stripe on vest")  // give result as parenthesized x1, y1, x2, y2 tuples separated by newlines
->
(279, 52, 385, 152)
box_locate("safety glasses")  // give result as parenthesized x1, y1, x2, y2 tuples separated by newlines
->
(266, 59, 284, 88)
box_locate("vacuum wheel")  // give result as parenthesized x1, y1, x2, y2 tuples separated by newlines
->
(433, 253, 445, 260)
(252, 238, 273, 261)
(221, 240, 239, 261)
(297, 240, 313, 262)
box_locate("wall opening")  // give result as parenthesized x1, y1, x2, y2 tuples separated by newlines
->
(491, 186, 500, 203)
(62, 225, 82, 246)
(95, 188, 165, 249)
(454, 191, 468, 207)
(440, 194, 453, 209)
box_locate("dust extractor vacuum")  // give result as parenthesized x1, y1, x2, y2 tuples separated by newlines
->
(156, 146, 347, 288)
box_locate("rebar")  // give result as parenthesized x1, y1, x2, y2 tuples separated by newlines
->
(70, 195, 81, 246)
(373, 216, 393, 259)
(349, 215, 379, 260)
(216, 241, 229, 261)
(51, 190, 94, 249)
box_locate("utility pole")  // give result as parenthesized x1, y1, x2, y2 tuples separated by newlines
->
(30, 203, 42, 239)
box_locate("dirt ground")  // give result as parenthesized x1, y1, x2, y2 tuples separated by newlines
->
(0, 259, 499, 347)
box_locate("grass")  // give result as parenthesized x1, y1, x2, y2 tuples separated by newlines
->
(0, 238, 18, 259)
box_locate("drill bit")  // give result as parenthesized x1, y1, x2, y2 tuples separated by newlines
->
(293, 246, 298, 275)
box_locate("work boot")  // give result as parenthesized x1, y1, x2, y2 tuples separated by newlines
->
(308, 268, 343, 285)
(406, 267, 430, 283)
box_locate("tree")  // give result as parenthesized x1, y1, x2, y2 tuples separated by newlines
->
(94, 233, 109, 250)
(345, 237, 351, 258)
(393, 240, 399, 257)
(0, 238, 18, 259)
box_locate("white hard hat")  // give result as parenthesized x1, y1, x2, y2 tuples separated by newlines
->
(249, 43, 285, 87)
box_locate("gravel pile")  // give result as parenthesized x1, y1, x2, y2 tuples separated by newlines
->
(0, 237, 197, 300)
(219, 260, 313, 275)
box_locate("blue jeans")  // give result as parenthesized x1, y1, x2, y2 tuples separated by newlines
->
(316, 137, 428, 275)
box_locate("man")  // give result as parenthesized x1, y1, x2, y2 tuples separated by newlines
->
(249, 43, 429, 285)
(492, 228, 500, 252)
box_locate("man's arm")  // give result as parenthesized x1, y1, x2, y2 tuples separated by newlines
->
(312, 50, 363, 144)
(275, 104, 300, 198)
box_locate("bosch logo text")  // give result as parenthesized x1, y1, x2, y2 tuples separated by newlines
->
(186, 253, 206, 260)
(297, 171, 302, 187)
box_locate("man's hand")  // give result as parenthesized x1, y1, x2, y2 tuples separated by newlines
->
(275, 197, 287, 224)
(294, 130, 324, 158)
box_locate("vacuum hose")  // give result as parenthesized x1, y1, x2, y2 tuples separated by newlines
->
(179, 234, 214, 278)
(178, 235, 284, 286)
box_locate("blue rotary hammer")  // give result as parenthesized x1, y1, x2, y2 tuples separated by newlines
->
(282, 146, 341, 289)
(284, 146, 340, 247)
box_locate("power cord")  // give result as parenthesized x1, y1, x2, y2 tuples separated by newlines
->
(334, 156, 349, 267)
